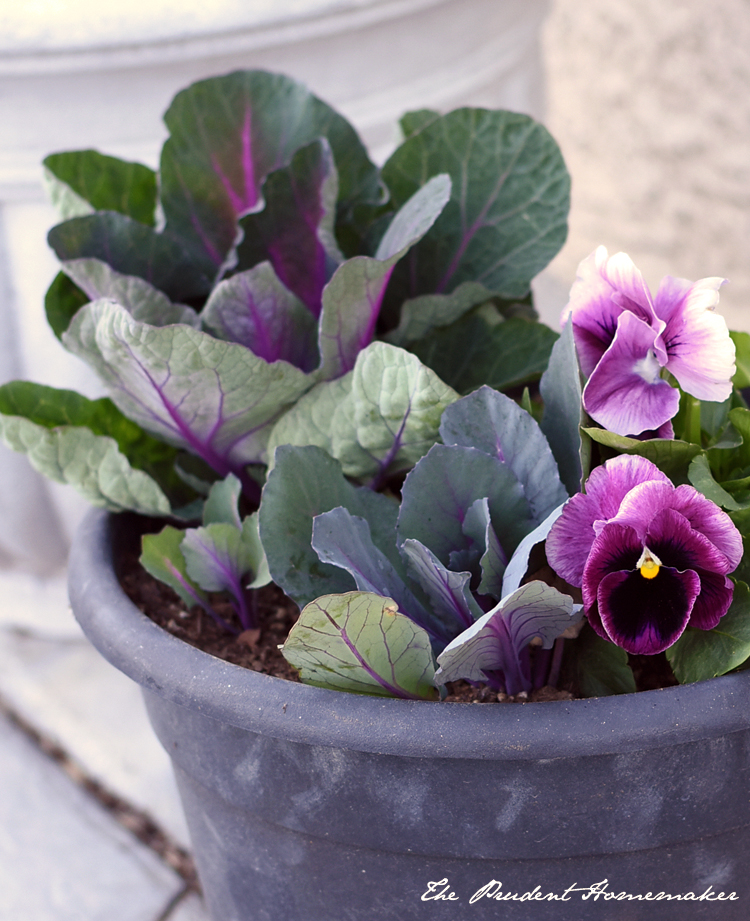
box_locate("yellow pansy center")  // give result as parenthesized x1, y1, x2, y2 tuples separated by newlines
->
(636, 546, 662, 580)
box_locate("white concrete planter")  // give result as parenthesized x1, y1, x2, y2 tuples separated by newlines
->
(0, 0, 550, 572)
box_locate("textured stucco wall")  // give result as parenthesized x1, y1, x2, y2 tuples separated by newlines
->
(541, 0, 750, 332)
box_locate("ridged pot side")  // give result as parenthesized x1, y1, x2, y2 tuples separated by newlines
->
(69, 509, 750, 921)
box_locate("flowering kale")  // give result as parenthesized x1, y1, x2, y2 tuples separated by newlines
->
(566, 246, 735, 437)
(140, 474, 270, 632)
(546, 455, 742, 655)
(0, 70, 569, 519)
(267, 385, 581, 697)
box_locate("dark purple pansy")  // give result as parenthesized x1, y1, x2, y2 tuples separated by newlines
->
(563, 246, 734, 437)
(546, 455, 742, 655)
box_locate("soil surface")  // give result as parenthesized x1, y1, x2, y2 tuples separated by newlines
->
(116, 516, 675, 704)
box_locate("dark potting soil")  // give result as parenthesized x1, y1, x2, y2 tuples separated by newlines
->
(115, 515, 676, 704)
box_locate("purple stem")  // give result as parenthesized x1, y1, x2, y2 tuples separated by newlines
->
(235, 466, 262, 508)
(230, 582, 254, 631)
(127, 360, 262, 506)
(196, 545, 256, 631)
(167, 563, 238, 635)
(488, 617, 531, 696)
(547, 637, 565, 689)
(211, 109, 258, 215)
(367, 395, 412, 492)
(531, 645, 553, 690)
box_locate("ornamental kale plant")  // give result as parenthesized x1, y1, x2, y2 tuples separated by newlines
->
(262, 371, 583, 699)
(0, 69, 569, 521)
(139, 473, 270, 634)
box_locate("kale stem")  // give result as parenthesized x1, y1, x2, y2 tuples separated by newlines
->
(199, 598, 238, 635)
(237, 467, 262, 508)
(531, 646, 553, 689)
(547, 637, 565, 689)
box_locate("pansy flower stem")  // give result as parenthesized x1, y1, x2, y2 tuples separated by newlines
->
(682, 393, 702, 446)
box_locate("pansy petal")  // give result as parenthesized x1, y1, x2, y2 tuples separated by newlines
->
(649, 275, 693, 365)
(584, 599, 608, 643)
(687, 571, 734, 631)
(586, 454, 670, 520)
(565, 246, 658, 376)
(545, 494, 604, 587)
(615, 480, 742, 570)
(582, 311, 680, 436)
(628, 418, 675, 441)
(645, 506, 739, 576)
(597, 566, 700, 655)
(671, 484, 744, 568)
(546, 455, 668, 586)
(649, 418, 675, 440)
(653, 275, 734, 402)
(581, 521, 642, 610)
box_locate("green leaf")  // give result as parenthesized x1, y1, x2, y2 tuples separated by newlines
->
(140, 526, 207, 610)
(349, 342, 458, 477)
(583, 428, 702, 484)
(0, 380, 191, 509)
(399, 109, 440, 139)
(48, 212, 214, 303)
(43, 150, 157, 225)
(182, 517, 269, 594)
(202, 473, 243, 527)
(727, 407, 750, 471)
(282, 591, 438, 699)
(397, 444, 535, 566)
(259, 445, 400, 606)
(567, 626, 636, 698)
(731, 330, 750, 389)
(705, 418, 744, 483)
(384, 281, 495, 347)
(700, 395, 733, 442)
(268, 342, 458, 481)
(266, 374, 363, 472)
(159, 71, 381, 275)
(688, 453, 743, 510)
(380, 107, 570, 315)
(45, 271, 89, 340)
(62, 299, 312, 472)
(729, 534, 750, 585)
(540, 319, 586, 495)
(667, 581, 750, 682)
(410, 313, 558, 395)
(316, 175, 451, 380)
(520, 386, 535, 418)
(61, 259, 199, 326)
(0, 412, 171, 515)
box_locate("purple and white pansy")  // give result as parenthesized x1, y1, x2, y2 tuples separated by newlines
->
(546, 455, 742, 655)
(564, 246, 735, 437)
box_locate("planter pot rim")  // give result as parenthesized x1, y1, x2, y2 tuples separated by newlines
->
(69, 507, 750, 760)
(0, 0, 482, 73)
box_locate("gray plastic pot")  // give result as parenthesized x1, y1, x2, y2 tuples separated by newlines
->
(69, 509, 750, 920)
